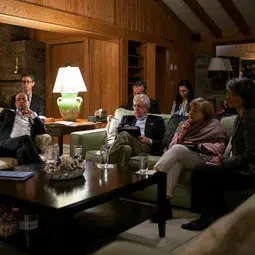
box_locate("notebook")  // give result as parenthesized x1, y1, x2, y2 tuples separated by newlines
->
(0, 171, 35, 181)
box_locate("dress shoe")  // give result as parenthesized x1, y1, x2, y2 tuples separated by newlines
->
(181, 217, 214, 231)
(150, 199, 173, 223)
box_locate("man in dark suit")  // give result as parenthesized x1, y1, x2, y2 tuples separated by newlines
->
(125, 81, 160, 114)
(0, 92, 47, 165)
(109, 94, 165, 166)
(10, 73, 45, 116)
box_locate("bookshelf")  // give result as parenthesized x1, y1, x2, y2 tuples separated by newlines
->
(128, 40, 146, 96)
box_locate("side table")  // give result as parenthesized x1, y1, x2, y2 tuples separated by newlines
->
(45, 119, 98, 156)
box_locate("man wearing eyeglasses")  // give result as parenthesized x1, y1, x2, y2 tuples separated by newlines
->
(108, 94, 165, 166)
(0, 92, 47, 165)
(10, 73, 45, 116)
(125, 81, 160, 114)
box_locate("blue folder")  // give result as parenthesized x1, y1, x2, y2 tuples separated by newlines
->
(0, 171, 35, 181)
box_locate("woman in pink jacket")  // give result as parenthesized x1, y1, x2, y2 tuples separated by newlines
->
(150, 97, 227, 223)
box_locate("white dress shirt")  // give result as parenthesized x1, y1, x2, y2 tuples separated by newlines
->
(10, 110, 38, 138)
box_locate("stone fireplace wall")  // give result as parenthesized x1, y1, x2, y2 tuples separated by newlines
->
(0, 24, 45, 108)
(195, 53, 226, 111)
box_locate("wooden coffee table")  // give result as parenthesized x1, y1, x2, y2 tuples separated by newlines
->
(0, 162, 167, 254)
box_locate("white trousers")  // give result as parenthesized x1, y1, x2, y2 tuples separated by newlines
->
(154, 144, 205, 197)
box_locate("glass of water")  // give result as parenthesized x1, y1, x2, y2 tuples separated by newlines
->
(100, 145, 108, 169)
(73, 145, 83, 159)
(139, 152, 149, 174)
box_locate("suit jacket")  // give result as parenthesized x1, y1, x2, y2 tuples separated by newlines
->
(125, 97, 161, 114)
(222, 109, 255, 174)
(0, 108, 47, 142)
(10, 93, 45, 116)
(118, 115, 165, 155)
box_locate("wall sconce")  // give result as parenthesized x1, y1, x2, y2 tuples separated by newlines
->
(174, 65, 178, 71)
(53, 66, 87, 121)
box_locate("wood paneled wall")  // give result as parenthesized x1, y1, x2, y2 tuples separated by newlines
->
(18, 0, 191, 48)
(89, 39, 119, 115)
(9, 0, 194, 115)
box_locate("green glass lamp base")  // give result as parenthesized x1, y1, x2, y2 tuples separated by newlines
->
(57, 93, 83, 121)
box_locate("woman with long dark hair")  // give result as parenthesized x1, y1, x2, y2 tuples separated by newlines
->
(171, 80, 195, 116)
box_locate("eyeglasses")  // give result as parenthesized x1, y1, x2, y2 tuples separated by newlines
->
(21, 80, 33, 84)
(133, 104, 145, 109)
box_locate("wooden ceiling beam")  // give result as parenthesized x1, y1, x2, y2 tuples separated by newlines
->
(183, 0, 222, 38)
(218, 0, 250, 36)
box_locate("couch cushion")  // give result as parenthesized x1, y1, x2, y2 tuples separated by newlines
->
(105, 117, 121, 146)
(129, 155, 160, 169)
(114, 108, 134, 120)
(220, 114, 238, 139)
(85, 150, 101, 162)
(162, 114, 188, 148)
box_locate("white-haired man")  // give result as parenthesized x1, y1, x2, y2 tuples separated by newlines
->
(109, 94, 165, 166)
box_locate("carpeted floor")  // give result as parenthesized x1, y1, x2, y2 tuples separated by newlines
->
(118, 207, 201, 254)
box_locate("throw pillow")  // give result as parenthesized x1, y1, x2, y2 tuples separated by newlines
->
(162, 114, 188, 149)
(106, 116, 120, 146)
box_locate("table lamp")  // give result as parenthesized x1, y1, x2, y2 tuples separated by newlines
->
(53, 66, 87, 121)
(208, 57, 226, 71)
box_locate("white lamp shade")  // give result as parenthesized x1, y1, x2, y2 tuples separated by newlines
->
(222, 59, 233, 71)
(53, 66, 87, 93)
(208, 57, 226, 71)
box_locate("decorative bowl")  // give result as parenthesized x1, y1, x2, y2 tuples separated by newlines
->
(45, 155, 85, 181)
(47, 168, 85, 181)
(0, 221, 17, 237)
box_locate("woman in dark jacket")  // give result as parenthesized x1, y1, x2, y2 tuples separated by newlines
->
(182, 77, 255, 231)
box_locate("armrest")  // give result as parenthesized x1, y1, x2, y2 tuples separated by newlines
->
(35, 134, 52, 154)
(70, 128, 107, 157)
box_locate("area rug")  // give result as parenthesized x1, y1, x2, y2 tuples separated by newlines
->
(118, 210, 200, 252)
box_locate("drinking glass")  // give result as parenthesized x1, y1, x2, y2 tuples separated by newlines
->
(100, 145, 108, 169)
(139, 152, 149, 174)
(47, 144, 59, 161)
(73, 145, 83, 159)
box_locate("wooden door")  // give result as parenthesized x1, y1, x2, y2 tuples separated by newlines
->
(46, 38, 89, 118)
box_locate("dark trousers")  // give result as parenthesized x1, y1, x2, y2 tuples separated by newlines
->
(191, 164, 255, 219)
(0, 135, 42, 165)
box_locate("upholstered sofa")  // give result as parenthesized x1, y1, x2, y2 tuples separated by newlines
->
(0, 107, 52, 169)
(93, 194, 255, 255)
(70, 108, 250, 209)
